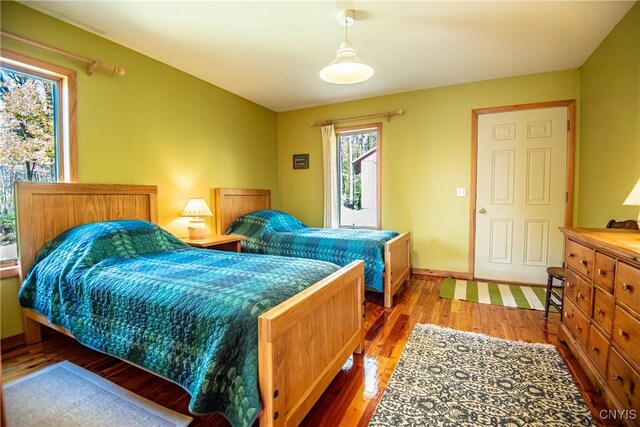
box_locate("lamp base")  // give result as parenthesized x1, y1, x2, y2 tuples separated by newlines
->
(187, 218, 206, 239)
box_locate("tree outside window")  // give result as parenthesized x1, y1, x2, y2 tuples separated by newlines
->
(0, 68, 57, 263)
(0, 50, 77, 274)
(337, 124, 381, 229)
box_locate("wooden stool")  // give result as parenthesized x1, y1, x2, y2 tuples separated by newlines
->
(545, 266, 565, 318)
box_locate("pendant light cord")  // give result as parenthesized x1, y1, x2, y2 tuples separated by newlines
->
(344, 19, 348, 42)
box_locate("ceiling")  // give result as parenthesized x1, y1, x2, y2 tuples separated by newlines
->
(21, 1, 635, 112)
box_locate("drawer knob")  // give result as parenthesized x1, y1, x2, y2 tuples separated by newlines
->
(576, 291, 581, 299)
(612, 373, 623, 382)
(580, 259, 587, 266)
(595, 307, 602, 315)
(622, 283, 633, 292)
(618, 329, 628, 338)
(575, 325, 581, 332)
(597, 268, 604, 276)
(567, 252, 574, 258)
(591, 346, 599, 353)
(565, 282, 572, 289)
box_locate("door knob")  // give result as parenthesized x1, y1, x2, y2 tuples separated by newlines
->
(478, 207, 487, 214)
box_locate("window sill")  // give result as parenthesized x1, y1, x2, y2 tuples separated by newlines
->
(0, 265, 19, 279)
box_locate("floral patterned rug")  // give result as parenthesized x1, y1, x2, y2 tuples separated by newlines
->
(370, 324, 594, 426)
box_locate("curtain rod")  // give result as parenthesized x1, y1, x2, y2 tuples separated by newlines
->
(1, 29, 125, 76)
(310, 109, 404, 127)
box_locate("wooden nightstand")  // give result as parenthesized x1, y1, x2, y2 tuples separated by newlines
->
(180, 234, 244, 253)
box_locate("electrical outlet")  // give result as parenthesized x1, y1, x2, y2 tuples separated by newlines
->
(456, 187, 467, 197)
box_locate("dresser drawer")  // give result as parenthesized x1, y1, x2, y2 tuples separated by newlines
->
(588, 324, 610, 376)
(594, 252, 616, 294)
(563, 299, 590, 350)
(566, 239, 595, 279)
(607, 348, 640, 412)
(613, 305, 640, 369)
(593, 290, 615, 335)
(616, 262, 640, 314)
(565, 269, 593, 317)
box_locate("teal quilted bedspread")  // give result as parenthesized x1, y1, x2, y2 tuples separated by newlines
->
(18, 220, 340, 426)
(226, 210, 398, 292)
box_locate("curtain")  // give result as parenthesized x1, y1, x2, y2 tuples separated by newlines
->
(321, 124, 339, 228)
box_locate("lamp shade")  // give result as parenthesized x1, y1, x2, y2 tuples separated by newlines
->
(623, 179, 640, 206)
(182, 198, 213, 217)
(319, 41, 374, 85)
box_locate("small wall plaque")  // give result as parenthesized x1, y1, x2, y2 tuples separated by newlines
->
(293, 154, 309, 169)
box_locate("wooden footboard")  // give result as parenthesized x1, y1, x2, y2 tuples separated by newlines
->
(383, 232, 411, 308)
(258, 260, 365, 426)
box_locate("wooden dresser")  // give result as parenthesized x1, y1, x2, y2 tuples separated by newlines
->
(559, 228, 640, 425)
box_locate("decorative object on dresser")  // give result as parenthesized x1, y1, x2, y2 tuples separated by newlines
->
(559, 227, 640, 426)
(4, 361, 192, 427)
(180, 234, 244, 252)
(607, 219, 640, 230)
(370, 324, 594, 426)
(623, 178, 640, 229)
(181, 197, 213, 239)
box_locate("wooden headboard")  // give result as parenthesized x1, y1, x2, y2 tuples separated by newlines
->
(213, 188, 271, 234)
(16, 182, 158, 278)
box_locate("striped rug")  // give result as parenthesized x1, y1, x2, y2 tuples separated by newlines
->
(440, 278, 557, 312)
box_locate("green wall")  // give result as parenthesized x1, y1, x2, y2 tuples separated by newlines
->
(277, 71, 580, 273)
(579, 2, 640, 226)
(0, 2, 278, 338)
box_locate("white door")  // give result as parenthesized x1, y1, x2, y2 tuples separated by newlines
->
(475, 107, 567, 284)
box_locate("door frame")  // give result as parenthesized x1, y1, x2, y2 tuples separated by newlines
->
(468, 99, 576, 280)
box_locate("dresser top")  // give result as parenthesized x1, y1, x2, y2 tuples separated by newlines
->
(560, 227, 640, 264)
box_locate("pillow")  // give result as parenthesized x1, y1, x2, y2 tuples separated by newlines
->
(226, 209, 305, 238)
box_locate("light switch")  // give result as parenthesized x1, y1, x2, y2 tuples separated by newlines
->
(456, 187, 467, 197)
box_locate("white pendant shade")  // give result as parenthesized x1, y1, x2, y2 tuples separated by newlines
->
(623, 178, 640, 206)
(320, 10, 374, 85)
(320, 41, 374, 85)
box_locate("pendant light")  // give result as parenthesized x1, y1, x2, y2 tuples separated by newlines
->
(319, 9, 374, 85)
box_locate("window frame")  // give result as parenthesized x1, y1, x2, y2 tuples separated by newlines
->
(0, 49, 77, 278)
(335, 122, 382, 230)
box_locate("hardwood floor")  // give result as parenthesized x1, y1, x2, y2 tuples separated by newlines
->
(1, 277, 608, 426)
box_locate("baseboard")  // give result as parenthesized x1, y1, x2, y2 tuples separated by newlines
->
(411, 268, 471, 280)
(1, 333, 25, 353)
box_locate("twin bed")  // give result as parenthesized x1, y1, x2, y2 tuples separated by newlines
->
(15, 182, 365, 427)
(214, 188, 411, 308)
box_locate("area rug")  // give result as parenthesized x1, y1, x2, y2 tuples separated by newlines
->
(369, 324, 594, 426)
(439, 278, 558, 312)
(4, 361, 192, 427)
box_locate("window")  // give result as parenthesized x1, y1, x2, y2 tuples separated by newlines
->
(0, 50, 77, 277)
(336, 123, 381, 229)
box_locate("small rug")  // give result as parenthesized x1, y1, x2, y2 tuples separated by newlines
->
(370, 324, 594, 426)
(4, 361, 192, 427)
(440, 278, 559, 312)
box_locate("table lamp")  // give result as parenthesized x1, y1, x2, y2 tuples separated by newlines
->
(623, 178, 640, 229)
(182, 198, 213, 239)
